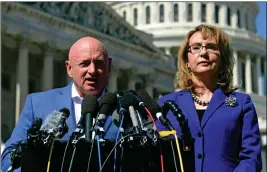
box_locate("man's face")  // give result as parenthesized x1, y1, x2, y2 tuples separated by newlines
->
(66, 40, 111, 97)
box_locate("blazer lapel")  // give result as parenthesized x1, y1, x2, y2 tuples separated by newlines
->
(56, 82, 76, 137)
(201, 88, 226, 129)
(177, 90, 201, 131)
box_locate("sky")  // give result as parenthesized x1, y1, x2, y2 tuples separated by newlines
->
(256, 2, 266, 38)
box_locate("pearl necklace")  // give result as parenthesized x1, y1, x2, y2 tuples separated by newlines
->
(189, 90, 209, 106)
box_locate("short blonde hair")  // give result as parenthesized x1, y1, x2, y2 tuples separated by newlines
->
(174, 24, 238, 93)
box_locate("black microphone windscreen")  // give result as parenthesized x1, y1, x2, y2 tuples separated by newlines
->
(136, 90, 160, 119)
(114, 90, 124, 98)
(59, 107, 70, 118)
(128, 90, 137, 95)
(81, 95, 99, 117)
(99, 92, 117, 114)
(120, 93, 139, 109)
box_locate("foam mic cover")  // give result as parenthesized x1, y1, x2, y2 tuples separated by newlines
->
(99, 92, 117, 116)
(81, 95, 99, 140)
(60, 108, 70, 118)
(96, 92, 117, 130)
(120, 93, 139, 109)
(81, 95, 99, 117)
(40, 111, 64, 132)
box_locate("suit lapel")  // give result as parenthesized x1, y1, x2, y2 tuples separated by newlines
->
(177, 90, 201, 131)
(56, 82, 76, 136)
(201, 88, 226, 129)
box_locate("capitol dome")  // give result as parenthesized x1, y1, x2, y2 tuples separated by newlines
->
(109, 2, 267, 155)
(110, 2, 266, 96)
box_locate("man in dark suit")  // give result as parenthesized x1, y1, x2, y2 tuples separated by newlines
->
(1, 37, 118, 171)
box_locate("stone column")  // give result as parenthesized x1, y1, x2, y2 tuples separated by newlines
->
(219, 4, 227, 26)
(165, 2, 172, 23)
(240, 9, 246, 30)
(151, 3, 159, 24)
(126, 5, 132, 25)
(179, 2, 186, 23)
(15, 38, 29, 123)
(233, 50, 239, 86)
(108, 69, 118, 93)
(193, 2, 201, 23)
(245, 54, 252, 93)
(207, 2, 215, 24)
(138, 3, 145, 26)
(256, 56, 263, 96)
(231, 7, 237, 28)
(42, 50, 54, 91)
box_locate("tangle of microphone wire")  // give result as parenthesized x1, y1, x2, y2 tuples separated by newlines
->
(96, 135, 102, 170)
(46, 132, 60, 172)
(113, 112, 124, 172)
(86, 134, 97, 172)
(144, 107, 165, 172)
(98, 132, 140, 172)
(60, 139, 71, 172)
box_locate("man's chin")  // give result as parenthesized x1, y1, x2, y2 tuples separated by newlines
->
(84, 89, 102, 97)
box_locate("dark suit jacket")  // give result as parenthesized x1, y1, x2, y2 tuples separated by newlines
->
(156, 88, 262, 172)
(1, 82, 119, 171)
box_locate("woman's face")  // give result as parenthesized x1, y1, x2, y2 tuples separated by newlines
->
(187, 31, 221, 77)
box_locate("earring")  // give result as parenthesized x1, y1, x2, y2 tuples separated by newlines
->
(187, 64, 192, 73)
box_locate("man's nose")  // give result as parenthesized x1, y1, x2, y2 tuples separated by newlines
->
(87, 62, 96, 74)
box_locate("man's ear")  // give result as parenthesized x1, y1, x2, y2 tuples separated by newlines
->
(65, 60, 73, 77)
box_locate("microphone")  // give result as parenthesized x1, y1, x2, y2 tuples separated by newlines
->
(55, 108, 70, 137)
(27, 118, 42, 145)
(81, 95, 99, 141)
(40, 108, 70, 139)
(120, 93, 140, 133)
(136, 90, 175, 131)
(162, 100, 192, 151)
(114, 90, 124, 114)
(94, 92, 117, 133)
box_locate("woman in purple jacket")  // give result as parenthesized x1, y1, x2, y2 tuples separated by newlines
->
(156, 24, 262, 172)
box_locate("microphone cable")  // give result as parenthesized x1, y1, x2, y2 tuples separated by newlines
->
(60, 139, 71, 172)
(86, 134, 97, 172)
(96, 135, 102, 170)
(144, 107, 165, 172)
(46, 132, 60, 172)
(158, 130, 184, 172)
(98, 133, 139, 172)
(68, 143, 77, 172)
(119, 146, 124, 172)
(170, 140, 179, 172)
(113, 111, 125, 172)
(135, 109, 144, 130)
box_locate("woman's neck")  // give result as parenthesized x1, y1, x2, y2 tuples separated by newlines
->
(191, 75, 217, 96)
